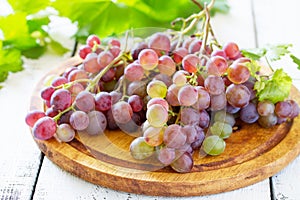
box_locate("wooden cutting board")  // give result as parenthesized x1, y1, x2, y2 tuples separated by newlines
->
(29, 56, 300, 197)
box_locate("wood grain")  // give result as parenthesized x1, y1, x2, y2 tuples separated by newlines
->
(28, 56, 300, 197)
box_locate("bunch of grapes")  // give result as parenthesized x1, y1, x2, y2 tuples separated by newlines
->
(25, 7, 300, 173)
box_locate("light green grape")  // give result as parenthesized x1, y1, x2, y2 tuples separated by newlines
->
(210, 121, 233, 139)
(146, 104, 168, 127)
(203, 135, 226, 156)
(130, 137, 155, 160)
(146, 80, 167, 98)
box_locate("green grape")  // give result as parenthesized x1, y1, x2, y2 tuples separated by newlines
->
(146, 104, 168, 127)
(202, 135, 226, 156)
(130, 137, 155, 160)
(146, 80, 167, 98)
(213, 110, 235, 127)
(209, 121, 232, 139)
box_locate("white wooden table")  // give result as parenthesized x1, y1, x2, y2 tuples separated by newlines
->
(1, 0, 300, 199)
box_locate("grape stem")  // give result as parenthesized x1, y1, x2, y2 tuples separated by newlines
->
(200, 3, 210, 54)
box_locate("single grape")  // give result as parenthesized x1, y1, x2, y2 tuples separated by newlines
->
(148, 32, 171, 56)
(83, 52, 102, 73)
(50, 89, 72, 111)
(97, 51, 114, 70)
(111, 101, 133, 124)
(226, 84, 251, 108)
(138, 49, 159, 70)
(240, 102, 259, 123)
(213, 110, 236, 127)
(41, 86, 55, 101)
(70, 111, 90, 131)
(172, 47, 188, 64)
(181, 125, 198, 144)
(57, 110, 73, 125)
(128, 95, 144, 112)
(182, 54, 200, 73)
(146, 80, 167, 98)
(182, 37, 195, 50)
(147, 97, 169, 112)
(95, 92, 112, 112)
(124, 62, 144, 82)
(45, 107, 59, 118)
(130, 137, 154, 160)
(33, 116, 57, 140)
(227, 63, 250, 84)
(198, 109, 210, 129)
(275, 101, 292, 118)
(226, 103, 240, 114)
(172, 70, 188, 86)
(210, 93, 227, 111)
(188, 39, 202, 54)
(157, 147, 176, 166)
(153, 74, 172, 87)
(163, 124, 187, 149)
(110, 91, 122, 104)
(202, 135, 226, 156)
(242, 80, 256, 100)
(211, 49, 227, 59)
(143, 125, 164, 146)
(78, 45, 92, 59)
(204, 75, 225, 95)
(206, 56, 228, 76)
(170, 152, 193, 173)
(258, 113, 278, 128)
(166, 84, 180, 106)
(288, 100, 300, 118)
(25, 110, 46, 127)
(62, 67, 77, 79)
(210, 121, 233, 139)
(108, 38, 121, 47)
(157, 55, 176, 76)
(56, 123, 75, 142)
(223, 42, 240, 59)
(191, 126, 205, 149)
(146, 104, 168, 127)
(180, 107, 200, 126)
(178, 84, 198, 106)
(192, 86, 210, 111)
(75, 91, 95, 112)
(84, 111, 107, 135)
(109, 46, 121, 58)
(127, 81, 147, 97)
(51, 77, 68, 87)
(101, 68, 116, 82)
(68, 69, 88, 82)
(86, 34, 101, 48)
(105, 109, 119, 130)
(257, 100, 275, 116)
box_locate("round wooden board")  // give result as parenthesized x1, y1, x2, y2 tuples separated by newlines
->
(29, 56, 300, 197)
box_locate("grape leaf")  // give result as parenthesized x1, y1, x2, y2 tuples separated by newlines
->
(290, 54, 300, 70)
(255, 69, 292, 103)
(7, 0, 49, 14)
(245, 60, 262, 77)
(241, 48, 266, 60)
(265, 44, 292, 61)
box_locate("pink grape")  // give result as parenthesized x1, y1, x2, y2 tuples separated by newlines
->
(86, 34, 101, 48)
(84, 111, 107, 135)
(25, 110, 46, 127)
(45, 107, 59, 117)
(204, 75, 225, 95)
(70, 111, 89, 131)
(108, 38, 121, 47)
(51, 77, 68, 87)
(101, 68, 116, 82)
(227, 63, 250, 84)
(68, 69, 88, 82)
(56, 123, 75, 142)
(78, 45, 92, 59)
(143, 125, 164, 146)
(157, 55, 176, 76)
(188, 39, 202, 54)
(124, 62, 144, 81)
(41, 86, 55, 101)
(182, 54, 200, 73)
(173, 47, 188, 64)
(112, 101, 133, 124)
(166, 84, 180, 106)
(163, 124, 186, 149)
(83, 52, 102, 73)
(158, 147, 176, 166)
(288, 100, 300, 118)
(257, 101, 275, 116)
(211, 49, 227, 59)
(50, 89, 72, 111)
(33, 116, 57, 140)
(109, 46, 121, 58)
(192, 86, 210, 111)
(138, 49, 159, 70)
(128, 95, 144, 112)
(148, 32, 171, 56)
(172, 70, 188, 86)
(210, 93, 227, 111)
(147, 97, 169, 111)
(170, 152, 193, 173)
(97, 51, 114, 70)
(226, 84, 251, 108)
(95, 91, 112, 112)
(206, 56, 228, 76)
(178, 85, 198, 106)
(75, 91, 95, 112)
(223, 42, 240, 59)
(275, 101, 292, 118)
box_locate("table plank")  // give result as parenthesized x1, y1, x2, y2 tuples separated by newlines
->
(0, 53, 72, 199)
(253, 0, 300, 199)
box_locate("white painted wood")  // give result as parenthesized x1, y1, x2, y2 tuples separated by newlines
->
(0, 53, 71, 200)
(33, 157, 271, 200)
(253, 0, 300, 199)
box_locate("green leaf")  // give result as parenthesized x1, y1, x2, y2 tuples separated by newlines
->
(290, 54, 300, 70)
(0, 48, 23, 72)
(7, 0, 49, 14)
(256, 69, 292, 103)
(22, 45, 46, 59)
(0, 70, 9, 82)
(245, 60, 262, 77)
(265, 44, 292, 61)
(48, 40, 69, 55)
(241, 48, 266, 60)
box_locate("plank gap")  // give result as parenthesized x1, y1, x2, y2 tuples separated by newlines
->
(250, 0, 259, 47)
(30, 153, 44, 200)
(269, 177, 275, 200)
(71, 40, 79, 57)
